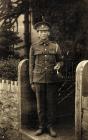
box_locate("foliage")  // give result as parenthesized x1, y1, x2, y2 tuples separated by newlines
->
(0, 28, 22, 52)
(0, 58, 20, 80)
(0, 0, 26, 57)
(0, 89, 19, 140)
(0, 128, 19, 140)
(0, 0, 28, 29)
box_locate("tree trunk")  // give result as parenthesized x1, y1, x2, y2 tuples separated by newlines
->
(24, 1, 31, 59)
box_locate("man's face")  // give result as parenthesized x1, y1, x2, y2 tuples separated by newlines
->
(38, 30, 50, 40)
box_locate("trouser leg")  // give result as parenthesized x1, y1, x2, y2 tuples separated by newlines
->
(46, 83, 57, 128)
(35, 83, 46, 128)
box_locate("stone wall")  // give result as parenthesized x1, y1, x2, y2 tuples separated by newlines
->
(0, 79, 19, 140)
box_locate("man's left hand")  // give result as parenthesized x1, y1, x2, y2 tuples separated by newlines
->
(54, 63, 61, 70)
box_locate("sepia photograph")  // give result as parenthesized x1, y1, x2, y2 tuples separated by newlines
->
(0, 0, 88, 140)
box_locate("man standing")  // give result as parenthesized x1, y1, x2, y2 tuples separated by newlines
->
(29, 21, 63, 137)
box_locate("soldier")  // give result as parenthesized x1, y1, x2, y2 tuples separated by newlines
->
(29, 21, 63, 137)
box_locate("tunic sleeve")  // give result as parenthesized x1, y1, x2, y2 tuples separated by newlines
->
(55, 43, 64, 67)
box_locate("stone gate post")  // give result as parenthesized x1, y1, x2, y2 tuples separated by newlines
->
(75, 60, 88, 140)
(18, 59, 37, 130)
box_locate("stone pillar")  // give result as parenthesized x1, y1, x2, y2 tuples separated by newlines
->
(75, 60, 88, 140)
(18, 59, 37, 130)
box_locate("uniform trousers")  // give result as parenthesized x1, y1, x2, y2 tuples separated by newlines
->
(34, 83, 57, 129)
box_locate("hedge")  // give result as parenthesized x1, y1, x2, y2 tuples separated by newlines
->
(0, 58, 20, 81)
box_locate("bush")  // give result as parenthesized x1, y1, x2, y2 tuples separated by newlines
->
(0, 58, 20, 81)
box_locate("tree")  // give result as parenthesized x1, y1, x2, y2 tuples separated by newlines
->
(0, 27, 22, 56)
(0, 0, 30, 58)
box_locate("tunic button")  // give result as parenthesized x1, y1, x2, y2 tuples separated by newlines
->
(45, 55, 47, 57)
(45, 67, 47, 70)
(45, 48, 47, 51)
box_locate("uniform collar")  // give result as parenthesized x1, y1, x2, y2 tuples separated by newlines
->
(39, 39, 49, 45)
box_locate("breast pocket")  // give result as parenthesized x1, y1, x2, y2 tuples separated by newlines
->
(34, 47, 44, 55)
(34, 50, 43, 55)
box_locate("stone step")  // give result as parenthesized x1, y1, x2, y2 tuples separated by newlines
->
(20, 126, 75, 140)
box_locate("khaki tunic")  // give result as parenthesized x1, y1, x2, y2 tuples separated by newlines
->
(29, 40, 63, 84)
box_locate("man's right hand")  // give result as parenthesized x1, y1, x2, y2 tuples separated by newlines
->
(31, 84, 36, 92)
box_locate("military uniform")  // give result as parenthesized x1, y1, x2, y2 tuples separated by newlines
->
(29, 39, 63, 124)
(29, 21, 63, 137)
(29, 40, 62, 84)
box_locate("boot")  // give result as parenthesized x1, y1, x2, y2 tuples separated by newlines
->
(48, 127, 57, 137)
(35, 128, 44, 136)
